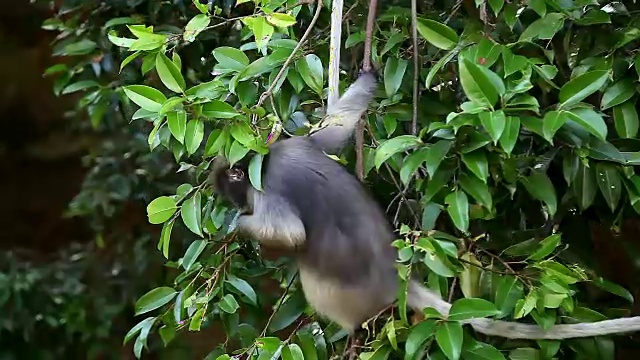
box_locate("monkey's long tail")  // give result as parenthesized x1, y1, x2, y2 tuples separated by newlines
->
(309, 71, 378, 154)
(407, 280, 640, 339)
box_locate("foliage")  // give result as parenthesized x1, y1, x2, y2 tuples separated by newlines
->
(40, 0, 640, 359)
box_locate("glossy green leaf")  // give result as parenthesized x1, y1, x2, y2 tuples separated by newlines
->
(448, 298, 500, 321)
(147, 196, 177, 224)
(499, 116, 520, 155)
(417, 238, 456, 277)
(225, 274, 258, 306)
(400, 148, 429, 185)
(425, 140, 453, 177)
(416, 18, 459, 50)
(135, 287, 177, 315)
(461, 150, 489, 183)
(479, 111, 506, 144)
(202, 100, 239, 119)
(123, 85, 167, 112)
(185, 119, 204, 155)
(542, 110, 567, 143)
(183, 14, 210, 42)
(248, 153, 264, 191)
(527, 234, 561, 261)
(212, 46, 250, 71)
(282, 344, 305, 360)
(156, 52, 186, 93)
(435, 321, 463, 360)
(405, 320, 437, 359)
(494, 275, 524, 318)
(462, 341, 507, 360)
(613, 100, 639, 139)
(158, 219, 174, 259)
(601, 79, 635, 110)
(572, 161, 598, 211)
(167, 110, 187, 144)
(266, 13, 297, 27)
(445, 190, 469, 233)
(182, 239, 207, 272)
(296, 54, 324, 94)
(459, 58, 503, 108)
(595, 162, 622, 212)
(375, 135, 422, 169)
(219, 294, 239, 314)
(227, 140, 250, 166)
(384, 57, 408, 98)
(521, 171, 557, 216)
(558, 70, 609, 109)
(458, 172, 492, 209)
(181, 192, 202, 236)
(519, 13, 565, 41)
(566, 107, 608, 141)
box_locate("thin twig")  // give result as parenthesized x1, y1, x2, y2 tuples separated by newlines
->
(256, 0, 324, 108)
(410, 0, 419, 135)
(327, 0, 344, 108)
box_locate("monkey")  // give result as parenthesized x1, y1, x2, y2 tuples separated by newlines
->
(208, 71, 640, 340)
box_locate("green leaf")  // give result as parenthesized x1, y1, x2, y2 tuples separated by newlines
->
(479, 111, 506, 145)
(212, 47, 250, 71)
(205, 128, 229, 157)
(181, 192, 203, 236)
(445, 190, 469, 233)
(124, 317, 156, 345)
(494, 275, 524, 318)
(566, 107, 608, 141)
(202, 100, 239, 119)
(167, 111, 187, 144)
(156, 52, 186, 93)
(417, 238, 456, 277)
(519, 13, 565, 41)
(542, 110, 567, 143)
(400, 148, 429, 185)
(425, 140, 453, 177)
(282, 344, 305, 360)
(123, 85, 167, 112)
(488, 0, 504, 15)
(61, 80, 100, 94)
(219, 294, 240, 313)
(613, 100, 639, 138)
(558, 70, 609, 109)
(159, 220, 174, 259)
(462, 341, 507, 360)
(572, 161, 598, 211)
(225, 274, 258, 306)
(227, 141, 250, 166)
(416, 18, 459, 50)
(296, 54, 324, 94)
(501, 48, 527, 77)
(522, 171, 557, 216)
(461, 150, 489, 183)
(384, 57, 408, 98)
(182, 239, 207, 272)
(459, 58, 503, 108)
(458, 172, 492, 209)
(448, 298, 500, 321)
(527, 234, 561, 261)
(268, 292, 307, 332)
(135, 287, 177, 315)
(435, 321, 463, 360)
(249, 17, 274, 51)
(266, 13, 297, 27)
(601, 79, 635, 110)
(248, 153, 264, 191)
(147, 196, 177, 224)
(595, 162, 622, 212)
(185, 120, 204, 155)
(405, 320, 437, 359)
(499, 116, 520, 155)
(592, 277, 634, 303)
(183, 14, 210, 42)
(375, 135, 422, 169)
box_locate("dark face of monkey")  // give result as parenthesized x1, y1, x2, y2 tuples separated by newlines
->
(213, 163, 252, 213)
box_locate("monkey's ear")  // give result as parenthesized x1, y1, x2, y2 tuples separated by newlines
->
(226, 168, 245, 182)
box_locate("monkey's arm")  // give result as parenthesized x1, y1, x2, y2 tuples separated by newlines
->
(408, 280, 640, 339)
(236, 191, 306, 248)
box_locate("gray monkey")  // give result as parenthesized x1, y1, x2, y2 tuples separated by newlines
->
(209, 71, 640, 339)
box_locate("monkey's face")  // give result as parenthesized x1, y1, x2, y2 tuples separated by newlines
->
(216, 165, 253, 214)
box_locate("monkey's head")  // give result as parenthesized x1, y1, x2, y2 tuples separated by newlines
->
(208, 156, 253, 214)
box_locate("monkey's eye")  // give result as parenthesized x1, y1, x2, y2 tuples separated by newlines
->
(227, 168, 244, 182)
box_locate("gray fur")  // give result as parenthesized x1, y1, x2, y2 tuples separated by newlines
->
(209, 72, 640, 339)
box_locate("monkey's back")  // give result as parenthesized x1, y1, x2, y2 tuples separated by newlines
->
(265, 137, 398, 287)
